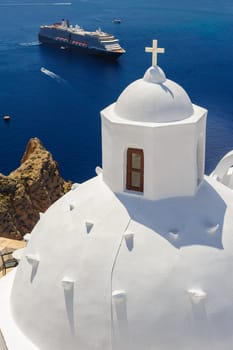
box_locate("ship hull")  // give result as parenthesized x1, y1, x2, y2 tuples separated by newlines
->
(38, 34, 124, 60)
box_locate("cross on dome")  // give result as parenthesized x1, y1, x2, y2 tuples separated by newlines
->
(145, 39, 165, 66)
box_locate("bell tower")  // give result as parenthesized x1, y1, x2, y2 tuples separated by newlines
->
(101, 40, 207, 200)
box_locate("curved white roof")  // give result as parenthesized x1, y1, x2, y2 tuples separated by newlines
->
(0, 175, 233, 350)
(114, 66, 194, 123)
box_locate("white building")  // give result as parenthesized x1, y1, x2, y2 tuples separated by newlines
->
(0, 40, 233, 350)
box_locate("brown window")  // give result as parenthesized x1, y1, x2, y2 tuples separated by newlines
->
(126, 148, 144, 192)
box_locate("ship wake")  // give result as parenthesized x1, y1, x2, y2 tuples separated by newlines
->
(0, 2, 72, 6)
(40, 67, 66, 84)
(52, 2, 72, 5)
(19, 41, 41, 47)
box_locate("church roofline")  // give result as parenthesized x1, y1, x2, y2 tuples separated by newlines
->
(101, 103, 207, 127)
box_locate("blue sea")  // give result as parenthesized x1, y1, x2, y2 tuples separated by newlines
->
(0, 0, 232, 183)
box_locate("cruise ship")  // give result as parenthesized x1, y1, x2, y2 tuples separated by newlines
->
(38, 19, 125, 60)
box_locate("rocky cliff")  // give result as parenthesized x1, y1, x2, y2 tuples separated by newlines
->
(0, 138, 72, 239)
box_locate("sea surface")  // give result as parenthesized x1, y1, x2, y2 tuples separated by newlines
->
(0, 0, 232, 183)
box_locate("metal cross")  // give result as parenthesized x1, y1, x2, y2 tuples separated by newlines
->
(145, 40, 165, 66)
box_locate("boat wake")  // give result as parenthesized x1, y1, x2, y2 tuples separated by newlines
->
(40, 67, 66, 84)
(0, 2, 72, 6)
(19, 41, 41, 47)
(52, 2, 72, 5)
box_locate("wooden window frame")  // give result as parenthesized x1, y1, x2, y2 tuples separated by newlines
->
(126, 148, 144, 192)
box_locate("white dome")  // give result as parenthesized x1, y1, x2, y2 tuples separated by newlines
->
(0, 175, 232, 350)
(114, 66, 194, 123)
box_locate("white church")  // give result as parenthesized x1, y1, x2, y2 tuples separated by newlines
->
(1, 40, 233, 350)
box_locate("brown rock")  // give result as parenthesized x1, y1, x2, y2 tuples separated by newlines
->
(0, 138, 72, 240)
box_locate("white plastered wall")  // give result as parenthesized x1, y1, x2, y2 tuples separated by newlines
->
(101, 104, 207, 200)
(195, 113, 207, 185)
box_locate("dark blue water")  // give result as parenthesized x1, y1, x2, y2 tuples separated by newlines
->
(0, 0, 232, 182)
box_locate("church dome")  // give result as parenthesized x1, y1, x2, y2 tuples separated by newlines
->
(114, 66, 194, 123)
(4, 175, 233, 350)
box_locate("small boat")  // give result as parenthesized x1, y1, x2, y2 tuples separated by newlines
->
(112, 19, 122, 24)
(3, 115, 10, 121)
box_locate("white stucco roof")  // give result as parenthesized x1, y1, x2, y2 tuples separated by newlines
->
(0, 270, 38, 350)
(114, 66, 194, 123)
(1, 174, 233, 350)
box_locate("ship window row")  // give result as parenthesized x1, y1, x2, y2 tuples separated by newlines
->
(101, 39, 119, 44)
